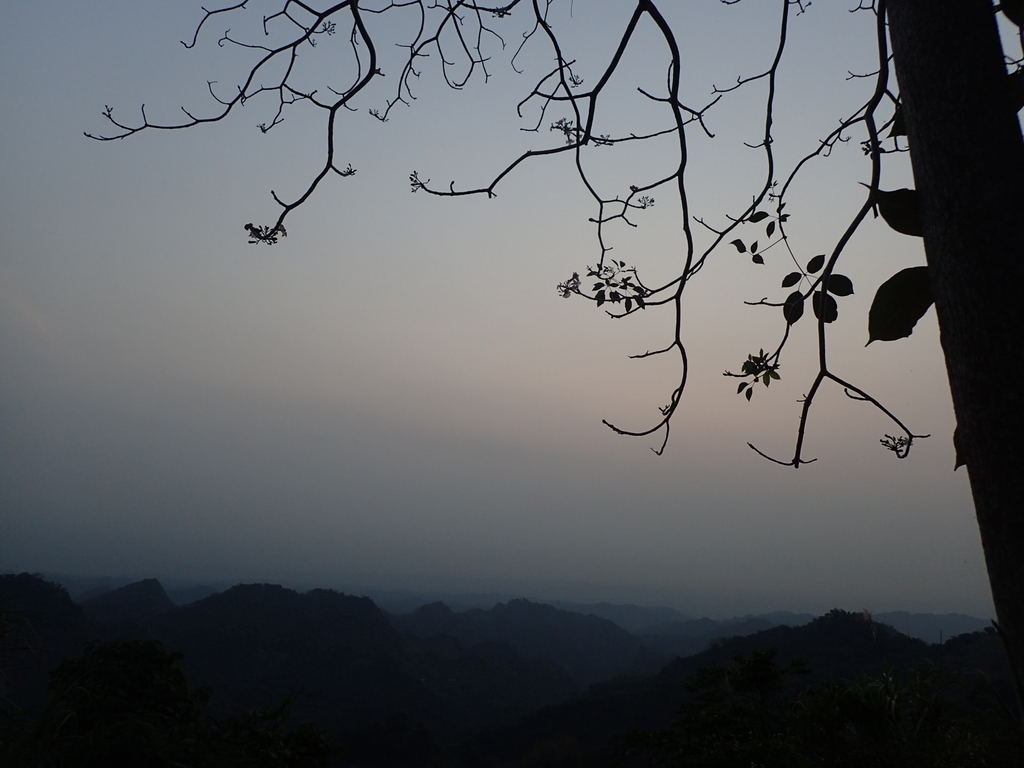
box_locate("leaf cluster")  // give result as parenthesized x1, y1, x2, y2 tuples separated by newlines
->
(587, 261, 647, 312)
(777, 253, 856, 327)
(729, 208, 788, 265)
(735, 349, 781, 402)
(244, 222, 288, 245)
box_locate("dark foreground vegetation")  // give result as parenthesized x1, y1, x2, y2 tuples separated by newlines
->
(2, 573, 1021, 766)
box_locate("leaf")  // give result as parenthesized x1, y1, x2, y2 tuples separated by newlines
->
(812, 290, 838, 323)
(745, 387, 753, 402)
(737, 381, 749, 394)
(888, 105, 906, 138)
(625, 297, 632, 312)
(825, 274, 854, 296)
(873, 187, 923, 236)
(750, 241, 759, 254)
(783, 291, 804, 325)
(749, 211, 770, 222)
(1003, 0, 1024, 27)
(806, 254, 825, 274)
(781, 272, 802, 288)
(867, 266, 934, 344)
(752, 254, 764, 265)
(763, 373, 771, 387)
(596, 290, 606, 307)
(766, 220, 776, 238)
(731, 239, 747, 253)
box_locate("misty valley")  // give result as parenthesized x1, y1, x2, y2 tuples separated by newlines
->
(1, 573, 1020, 766)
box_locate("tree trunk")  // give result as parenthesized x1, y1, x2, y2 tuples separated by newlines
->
(887, 0, 1024, 709)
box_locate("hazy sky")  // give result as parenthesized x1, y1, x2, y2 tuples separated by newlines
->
(1, 1, 1007, 617)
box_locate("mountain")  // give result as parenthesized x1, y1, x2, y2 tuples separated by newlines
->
(453, 609, 1017, 767)
(166, 583, 220, 606)
(80, 577, 177, 623)
(0, 573, 99, 711)
(874, 610, 991, 643)
(145, 583, 577, 742)
(544, 600, 694, 633)
(391, 598, 661, 686)
(3, 574, 1013, 766)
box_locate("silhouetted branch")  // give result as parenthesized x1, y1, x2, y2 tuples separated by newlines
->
(93, 0, 939, 463)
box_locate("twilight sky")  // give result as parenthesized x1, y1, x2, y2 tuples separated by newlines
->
(1, 1, 1008, 617)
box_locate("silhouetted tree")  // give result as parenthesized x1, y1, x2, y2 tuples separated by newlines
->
(0, 639, 331, 767)
(88, 0, 1024, 706)
(622, 650, 1023, 767)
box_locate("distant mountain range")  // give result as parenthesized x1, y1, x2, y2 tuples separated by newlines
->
(1, 573, 1009, 767)
(42, 571, 992, 643)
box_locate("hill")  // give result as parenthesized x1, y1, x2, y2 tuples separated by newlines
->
(391, 598, 660, 686)
(454, 609, 1017, 767)
(80, 577, 176, 623)
(2, 574, 1015, 766)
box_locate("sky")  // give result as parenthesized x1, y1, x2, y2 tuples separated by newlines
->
(0, 1, 1009, 618)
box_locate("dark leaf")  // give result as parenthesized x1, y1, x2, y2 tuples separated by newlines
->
(766, 220, 776, 238)
(730, 239, 747, 253)
(873, 187, 923, 236)
(737, 382, 749, 394)
(635, 295, 646, 308)
(781, 272, 802, 288)
(749, 211, 770, 222)
(806, 254, 825, 274)
(867, 266, 934, 343)
(812, 290, 838, 323)
(825, 274, 855, 296)
(750, 241, 759, 254)
(752, 254, 764, 265)
(596, 290, 606, 307)
(888, 105, 906, 138)
(610, 291, 621, 302)
(745, 387, 754, 402)
(783, 291, 804, 325)
(625, 298, 632, 312)
(1003, 0, 1024, 27)
(763, 374, 771, 388)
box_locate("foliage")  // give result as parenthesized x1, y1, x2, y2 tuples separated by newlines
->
(620, 651, 1024, 768)
(0, 639, 331, 768)
(3, 578, 1021, 767)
